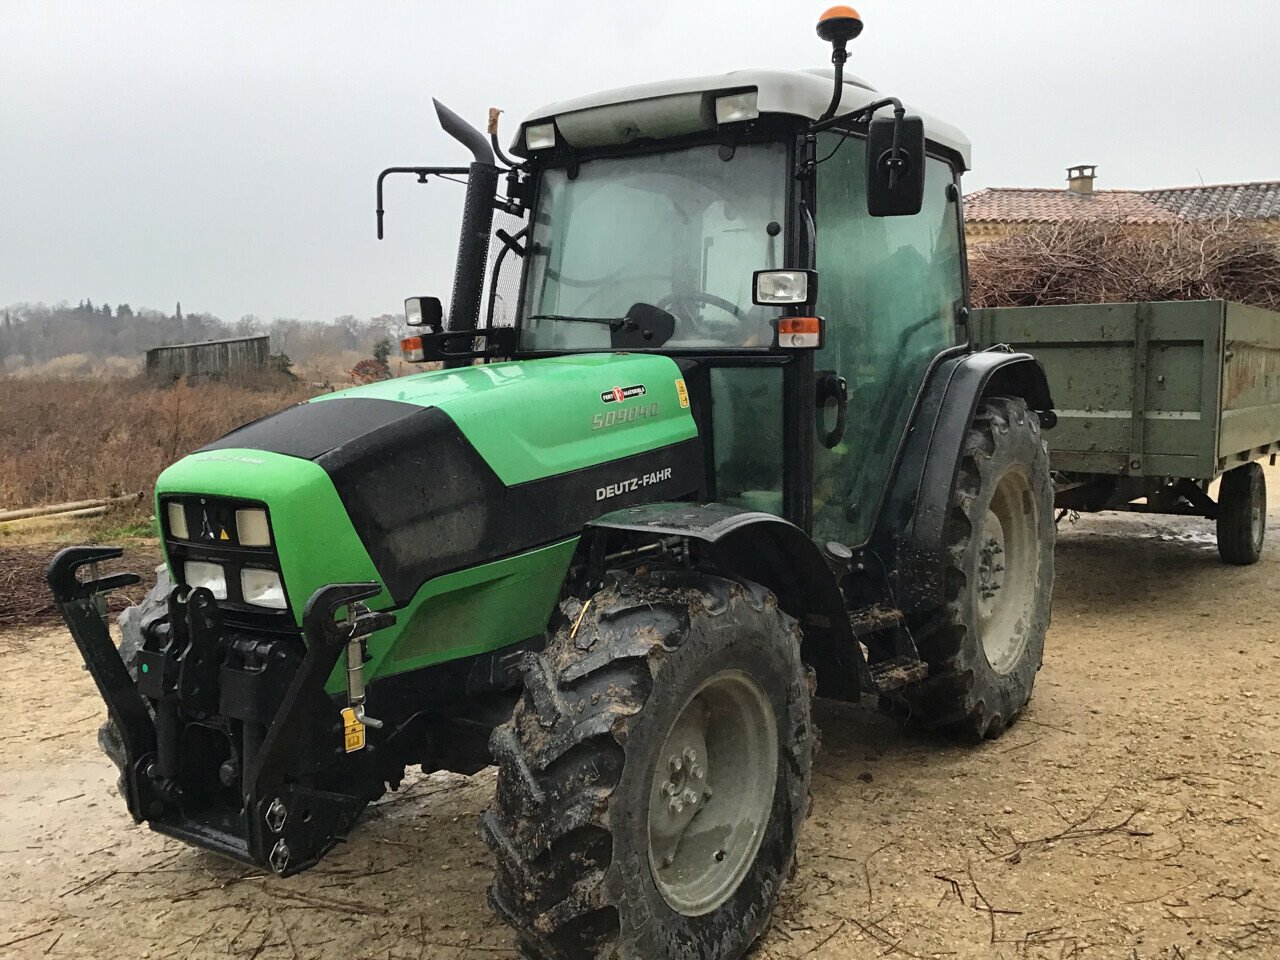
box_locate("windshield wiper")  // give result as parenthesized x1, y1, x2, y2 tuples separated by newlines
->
(527, 314, 627, 329)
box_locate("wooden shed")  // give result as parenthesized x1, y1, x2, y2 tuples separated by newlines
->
(145, 335, 271, 380)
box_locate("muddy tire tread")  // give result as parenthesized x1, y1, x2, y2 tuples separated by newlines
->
(483, 571, 810, 960)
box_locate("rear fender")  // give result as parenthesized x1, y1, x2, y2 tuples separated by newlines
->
(587, 502, 863, 699)
(872, 350, 1052, 615)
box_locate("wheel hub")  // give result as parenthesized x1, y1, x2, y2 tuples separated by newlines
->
(976, 513, 1007, 624)
(647, 670, 778, 917)
(977, 468, 1038, 675)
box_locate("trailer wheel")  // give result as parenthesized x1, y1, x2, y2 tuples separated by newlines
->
(884, 397, 1054, 739)
(483, 570, 813, 960)
(1217, 461, 1266, 565)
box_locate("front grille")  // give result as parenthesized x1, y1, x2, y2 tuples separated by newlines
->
(161, 494, 295, 628)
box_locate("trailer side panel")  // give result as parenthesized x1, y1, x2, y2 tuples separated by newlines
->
(1218, 301, 1280, 470)
(973, 300, 1230, 479)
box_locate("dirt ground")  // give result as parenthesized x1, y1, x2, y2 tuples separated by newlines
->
(2, 472, 1278, 959)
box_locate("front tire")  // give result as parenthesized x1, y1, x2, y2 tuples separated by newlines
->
(884, 396, 1054, 739)
(1217, 461, 1266, 565)
(483, 570, 814, 960)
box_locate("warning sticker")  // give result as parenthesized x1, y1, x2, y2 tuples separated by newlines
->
(341, 707, 366, 753)
(674, 378, 690, 408)
(601, 384, 647, 404)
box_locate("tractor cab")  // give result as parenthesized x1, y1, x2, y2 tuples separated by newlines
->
(391, 57, 972, 549)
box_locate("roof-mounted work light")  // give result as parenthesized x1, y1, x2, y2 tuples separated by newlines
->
(524, 122, 556, 151)
(715, 90, 759, 125)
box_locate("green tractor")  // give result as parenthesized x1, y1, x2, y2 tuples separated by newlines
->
(49, 8, 1055, 959)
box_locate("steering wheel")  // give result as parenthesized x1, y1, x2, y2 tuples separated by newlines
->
(656, 291, 746, 334)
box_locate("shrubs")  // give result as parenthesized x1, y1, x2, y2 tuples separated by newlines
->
(969, 220, 1280, 311)
(0, 375, 317, 510)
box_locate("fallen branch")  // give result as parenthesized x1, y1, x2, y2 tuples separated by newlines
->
(0, 492, 142, 524)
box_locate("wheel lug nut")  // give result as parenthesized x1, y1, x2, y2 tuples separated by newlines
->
(683, 789, 698, 806)
(669, 755, 682, 774)
(683, 747, 697, 763)
(670, 799, 684, 814)
(691, 764, 703, 780)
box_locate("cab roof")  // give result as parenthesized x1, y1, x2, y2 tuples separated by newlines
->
(514, 68, 971, 170)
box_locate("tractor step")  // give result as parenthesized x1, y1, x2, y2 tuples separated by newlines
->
(848, 606, 904, 637)
(868, 655, 928, 692)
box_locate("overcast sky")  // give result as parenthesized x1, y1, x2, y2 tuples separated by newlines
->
(4, 1, 1278, 322)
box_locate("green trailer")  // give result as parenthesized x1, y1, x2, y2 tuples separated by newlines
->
(973, 298, 1280, 563)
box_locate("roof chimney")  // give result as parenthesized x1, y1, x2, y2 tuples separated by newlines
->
(1067, 164, 1097, 195)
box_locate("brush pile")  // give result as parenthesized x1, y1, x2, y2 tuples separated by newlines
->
(0, 542, 163, 630)
(968, 220, 1280, 311)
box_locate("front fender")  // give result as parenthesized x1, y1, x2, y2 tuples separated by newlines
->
(588, 502, 861, 697)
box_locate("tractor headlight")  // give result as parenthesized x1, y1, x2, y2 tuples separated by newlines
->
(184, 560, 228, 600)
(235, 508, 272, 547)
(715, 90, 759, 124)
(166, 501, 189, 540)
(753, 269, 817, 305)
(240, 568, 287, 610)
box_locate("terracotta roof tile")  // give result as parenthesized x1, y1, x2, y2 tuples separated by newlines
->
(964, 181, 1280, 225)
(1146, 181, 1280, 220)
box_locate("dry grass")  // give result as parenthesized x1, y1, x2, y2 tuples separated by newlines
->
(969, 219, 1280, 310)
(0, 372, 319, 512)
(0, 372, 320, 627)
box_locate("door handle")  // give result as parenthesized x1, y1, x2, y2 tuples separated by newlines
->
(815, 372, 848, 449)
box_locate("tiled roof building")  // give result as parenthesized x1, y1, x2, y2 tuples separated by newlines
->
(965, 166, 1280, 241)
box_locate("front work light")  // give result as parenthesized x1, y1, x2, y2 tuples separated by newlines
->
(405, 295, 443, 329)
(184, 560, 228, 600)
(235, 508, 271, 547)
(524, 122, 556, 150)
(754, 269, 817, 305)
(777, 316, 824, 350)
(166, 501, 189, 540)
(715, 91, 760, 124)
(241, 568, 287, 610)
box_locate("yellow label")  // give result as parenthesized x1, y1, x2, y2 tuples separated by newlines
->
(219, 529, 230, 540)
(674, 378, 690, 408)
(341, 707, 366, 753)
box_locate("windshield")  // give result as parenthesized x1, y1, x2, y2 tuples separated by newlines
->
(519, 142, 788, 351)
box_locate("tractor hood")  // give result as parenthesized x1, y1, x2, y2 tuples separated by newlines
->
(302, 353, 695, 486)
(156, 353, 701, 610)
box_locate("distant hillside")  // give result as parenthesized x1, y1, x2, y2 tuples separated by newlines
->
(0, 300, 405, 381)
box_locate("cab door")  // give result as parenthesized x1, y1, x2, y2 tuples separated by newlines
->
(810, 135, 966, 547)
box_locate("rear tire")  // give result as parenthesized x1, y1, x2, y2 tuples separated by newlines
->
(883, 396, 1054, 739)
(1217, 462, 1266, 565)
(483, 570, 813, 960)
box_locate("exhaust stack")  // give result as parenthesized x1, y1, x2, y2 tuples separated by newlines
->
(433, 99, 499, 363)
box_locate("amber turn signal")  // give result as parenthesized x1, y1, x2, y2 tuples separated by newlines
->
(401, 336, 425, 362)
(777, 317, 823, 349)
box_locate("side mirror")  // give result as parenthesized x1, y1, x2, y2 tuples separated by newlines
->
(612, 302, 676, 349)
(404, 296, 443, 330)
(866, 115, 926, 217)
